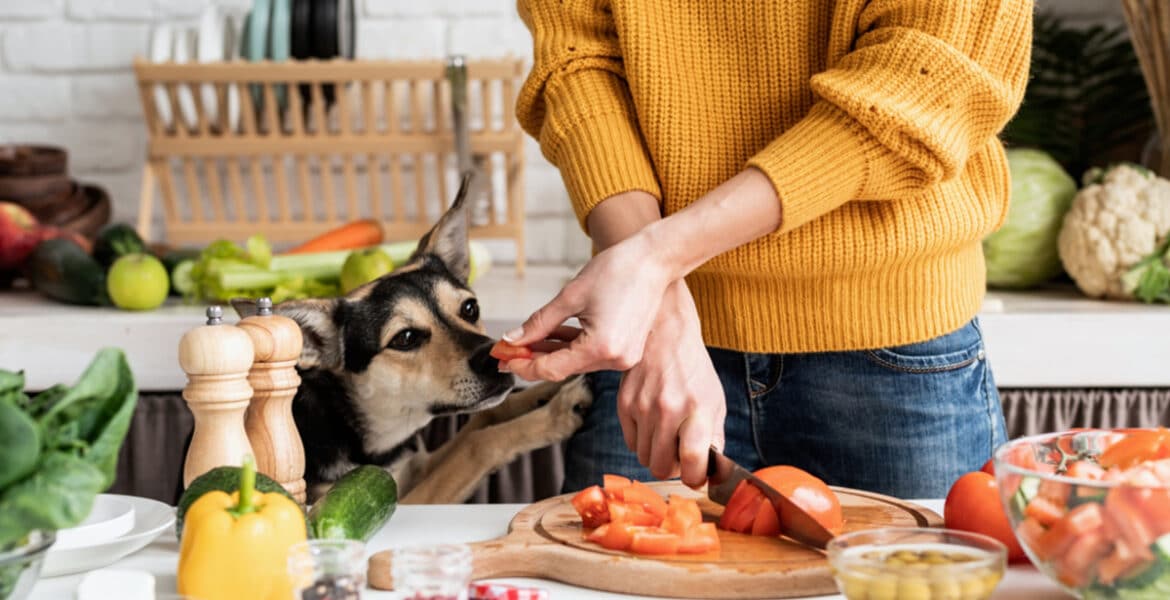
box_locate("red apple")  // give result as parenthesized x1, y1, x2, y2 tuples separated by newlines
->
(0, 202, 42, 270)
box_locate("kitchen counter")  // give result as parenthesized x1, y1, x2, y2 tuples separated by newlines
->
(2, 268, 1169, 390)
(29, 501, 1073, 600)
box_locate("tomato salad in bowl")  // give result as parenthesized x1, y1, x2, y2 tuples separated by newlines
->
(993, 428, 1170, 599)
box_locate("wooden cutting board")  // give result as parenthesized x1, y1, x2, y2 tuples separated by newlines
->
(367, 482, 941, 598)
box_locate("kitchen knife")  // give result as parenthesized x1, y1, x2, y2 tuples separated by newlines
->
(707, 447, 834, 550)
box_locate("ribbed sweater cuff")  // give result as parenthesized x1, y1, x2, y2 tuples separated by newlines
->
(748, 103, 876, 234)
(541, 71, 662, 232)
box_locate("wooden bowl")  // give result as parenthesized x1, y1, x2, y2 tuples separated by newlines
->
(32, 183, 91, 226)
(0, 145, 68, 176)
(59, 185, 112, 239)
(0, 173, 71, 202)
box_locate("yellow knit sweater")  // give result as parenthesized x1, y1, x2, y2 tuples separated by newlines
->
(516, 1, 1033, 354)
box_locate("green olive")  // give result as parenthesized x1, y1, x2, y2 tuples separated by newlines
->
(960, 575, 987, 599)
(868, 574, 899, 600)
(897, 576, 932, 600)
(931, 578, 962, 600)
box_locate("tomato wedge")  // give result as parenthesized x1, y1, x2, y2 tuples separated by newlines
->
(1099, 430, 1169, 470)
(751, 498, 781, 537)
(629, 530, 680, 555)
(754, 466, 844, 534)
(489, 340, 533, 361)
(678, 522, 721, 554)
(571, 485, 610, 529)
(588, 521, 637, 551)
(623, 481, 668, 519)
(603, 474, 632, 500)
(718, 480, 756, 532)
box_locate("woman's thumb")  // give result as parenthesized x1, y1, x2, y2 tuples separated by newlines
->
(504, 291, 577, 346)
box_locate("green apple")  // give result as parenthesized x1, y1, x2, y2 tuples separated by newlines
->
(340, 248, 395, 293)
(107, 253, 170, 310)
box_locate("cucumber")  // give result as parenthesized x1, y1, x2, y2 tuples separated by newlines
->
(170, 260, 196, 296)
(176, 466, 300, 539)
(93, 223, 147, 268)
(307, 465, 397, 541)
(26, 238, 110, 306)
(1010, 476, 1042, 522)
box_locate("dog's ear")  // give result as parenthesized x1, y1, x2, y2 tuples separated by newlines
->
(229, 298, 259, 318)
(274, 298, 343, 370)
(411, 172, 472, 282)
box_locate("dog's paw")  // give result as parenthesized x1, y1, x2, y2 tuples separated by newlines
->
(543, 375, 593, 436)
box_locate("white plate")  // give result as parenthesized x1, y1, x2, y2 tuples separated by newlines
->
(53, 496, 135, 551)
(42, 495, 176, 578)
(197, 5, 224, 123)
(149, 24, 174, 128)
(224, 14, 242, 132)
(172, 28, 200, 132)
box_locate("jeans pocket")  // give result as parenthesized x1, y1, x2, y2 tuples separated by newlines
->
(863, 319, 986, 374)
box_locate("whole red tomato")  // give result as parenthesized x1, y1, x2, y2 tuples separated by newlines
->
(945, 471, 1027, 563)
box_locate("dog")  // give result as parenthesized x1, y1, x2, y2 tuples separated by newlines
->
(233, 175, 591, 504)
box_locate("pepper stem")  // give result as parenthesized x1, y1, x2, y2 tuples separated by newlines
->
(232, 454, 258, 517)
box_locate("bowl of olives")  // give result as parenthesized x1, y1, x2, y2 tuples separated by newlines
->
(827, 527, 1007, 600)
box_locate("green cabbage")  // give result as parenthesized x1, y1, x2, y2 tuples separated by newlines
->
(984, 148, 1079, 288)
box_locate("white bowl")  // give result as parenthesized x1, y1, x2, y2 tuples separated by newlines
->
(42, 495, 175, 578)
(52, 496, 135, 551)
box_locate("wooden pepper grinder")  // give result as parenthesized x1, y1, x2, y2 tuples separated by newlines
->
(238, 297, 306, 503)
(179, 305, 256, 488)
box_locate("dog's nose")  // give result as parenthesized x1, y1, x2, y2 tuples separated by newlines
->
(469, 341, 498, 374)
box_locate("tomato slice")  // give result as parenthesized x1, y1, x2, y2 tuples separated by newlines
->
(728, 492, 763, 534)
(1054, 530, 1112, 589)
(751, 497, 781, 537)
(1015, 516, 1046, 553)
(1024, 496, 1067, 527)
(609, 501, 661, 527)
(1120, 486, 1170, 539)
(662, 496, 702, 536)
(623, 481, 668, 520)
(629, 530, 680, 555)
(1105, 486, 1157, 553)
(678, 522, 721, 554)
(1033, 503, 1104, 562)
(571, 485, 610, 529)
(1100, 431, 1165, 470)
(603, 472, 631, 495)
(1037, 478, 1071, 505)
(1066, 460, 1106, 481)
(1098, 538, 1155, 585)
(718, 480, 756, 532)
(489, 340, 534, 361)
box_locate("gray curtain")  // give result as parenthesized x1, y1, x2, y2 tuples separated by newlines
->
(112, 388, 1170, 505)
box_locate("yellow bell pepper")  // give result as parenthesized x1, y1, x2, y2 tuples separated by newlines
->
(177, 456, 306, 600)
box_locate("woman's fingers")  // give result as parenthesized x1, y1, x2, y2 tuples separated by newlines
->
(678, 415, 714, 488)
(503, 289, 581, 346)
(649, 410, 684, 480)
(616, 371, 641, 453)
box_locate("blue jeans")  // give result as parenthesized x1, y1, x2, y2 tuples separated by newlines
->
(562, 319, 1007, 499)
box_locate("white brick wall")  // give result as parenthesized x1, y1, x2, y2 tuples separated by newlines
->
(0, 0, 1130, 267)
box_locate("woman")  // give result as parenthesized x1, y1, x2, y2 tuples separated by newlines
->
(503, 0, 1033, 499)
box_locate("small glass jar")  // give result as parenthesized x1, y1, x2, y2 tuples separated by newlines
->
(288, 539, 367, 600)
(391, 544, 474, 600)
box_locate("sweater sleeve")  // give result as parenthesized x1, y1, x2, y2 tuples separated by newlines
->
(747, 0, 1033, 234)
(516, 0, 662, 232)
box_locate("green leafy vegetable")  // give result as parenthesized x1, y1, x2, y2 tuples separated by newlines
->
(0, 348, 138, 548)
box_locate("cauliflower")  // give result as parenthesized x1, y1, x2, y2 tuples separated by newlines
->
(1057, 164, 1170, 301)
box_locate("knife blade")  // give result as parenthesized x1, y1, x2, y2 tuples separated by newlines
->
(707, 447, 834, 550)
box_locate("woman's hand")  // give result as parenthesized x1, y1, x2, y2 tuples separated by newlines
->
(501, 232, 674, 381)
(617, 280, 726, 486)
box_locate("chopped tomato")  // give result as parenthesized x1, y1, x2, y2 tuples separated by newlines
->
(662, 496, 702, 536)
(945, 471, 1028, 563)
(1024, 496, 1067, 527)
(608, 502, 661, 527)
(751, 497, 781, 537)
(1104, 486, 1157, 552)
(1015, 516, 1046, 553)
(1066, 460, 1106, 481)
(571, 485, 609, 529)
(1054, 530, 1112, 589)
(603, 474, 632, 500)
(588, 521, 637, 551)
(489, 340, 533, 361)
(727, 492, 763, 534)
(1098, 538, 1154, 585)
(678, 523, 721, 554)
(623, 481, 668, 520)
(1120, 486, 1170, 538)
(1037, 478, 1071, 505)
(629, 530, 680, 555)
(1099, 430, 1170, 470)
(1032, 503, 1104, 563)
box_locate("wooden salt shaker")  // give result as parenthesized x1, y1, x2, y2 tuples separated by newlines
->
(179, 305, 255, 488)
(238, 297, 306, 503)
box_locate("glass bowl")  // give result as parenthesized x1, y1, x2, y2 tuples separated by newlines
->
(993, 429, 1170, 599)
(827, 527, 1006, 600)
(0, 531, 55, 600)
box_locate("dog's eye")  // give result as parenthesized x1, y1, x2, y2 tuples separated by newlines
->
(459, 298, 480, 323)
(387, 329, 427, 351)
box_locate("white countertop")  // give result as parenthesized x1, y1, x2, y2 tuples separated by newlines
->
(30, 501, 1074, 600)
(2, 267, 1169, 390)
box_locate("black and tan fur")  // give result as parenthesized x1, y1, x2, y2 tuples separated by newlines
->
(235, 176, 591, 503)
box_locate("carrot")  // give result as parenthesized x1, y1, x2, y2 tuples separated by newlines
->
(285, 219, 384, 254)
